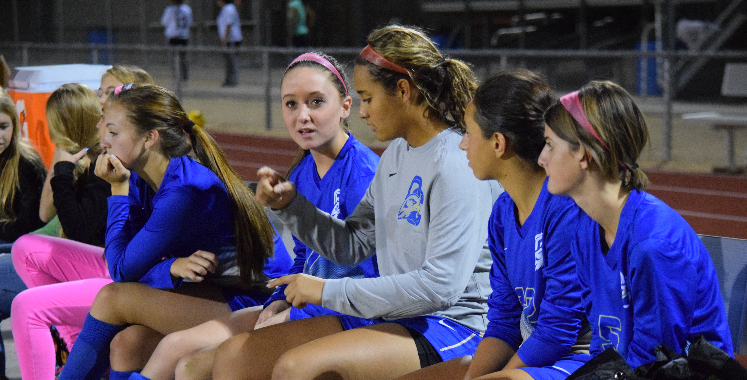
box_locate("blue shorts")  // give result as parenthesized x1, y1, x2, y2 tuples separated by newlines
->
(521, 353, 591, 380)
(338, 314, 483, 362)
(223, 287, 272, 312)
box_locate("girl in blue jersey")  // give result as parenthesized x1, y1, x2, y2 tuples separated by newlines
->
(397, 70, 591, 380)
(539, 81, 733, 370)
(124, 52, 380, 380)
(58, 84, 291, 380)
(212, 24, 498, 380)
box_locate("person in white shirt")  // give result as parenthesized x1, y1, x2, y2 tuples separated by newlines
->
(216, 0, 242, 86)
(161, 0, 193, 82)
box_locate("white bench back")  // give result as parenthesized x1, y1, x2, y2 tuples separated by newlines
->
(722, 63, 747, 97)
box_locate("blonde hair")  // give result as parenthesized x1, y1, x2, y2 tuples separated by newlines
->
(111, 84, 275, 285)
(0, 90, 43, 221)
(46, 83, 101, 179)
(356, 25, 477, 131)
(544, 81, 649, 191)
(103, 65, 154, 86)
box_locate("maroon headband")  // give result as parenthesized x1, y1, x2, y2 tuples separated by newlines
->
(359, 45, 409, 75)
(559, 91, 610, 151)
(288, 53, 348, 96)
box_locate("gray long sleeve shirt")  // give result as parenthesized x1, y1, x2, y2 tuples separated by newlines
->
(274, 129, 501, 332)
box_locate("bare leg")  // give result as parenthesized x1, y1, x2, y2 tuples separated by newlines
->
(394, 356, 473, 380)
(109, 325, 163, 372)
(86, 281, 232, 377)
(472, 369, 534, 380)
(213, 315, 344, 380)
(175, 345, 218, 380)
(142, 306, 263, 380)
(89, 282, 231, 334)
(270, 323, 422, 380)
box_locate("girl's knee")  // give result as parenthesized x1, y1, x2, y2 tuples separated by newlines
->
(11, 289, 54, 331)
(272, 350, 305, 380)
(11, 234, 42, 264)
(175, 351, 208, 380)
(214, 334, 245, 364)
(11, 289, 37, 319)
(93, 282, 128, 308)
(110, 326, 162, 371)
(110, 327, 144, 358)
(213, 333, 253, 380)
(273, 348, 345, 380)
(154, 330, 190, 362)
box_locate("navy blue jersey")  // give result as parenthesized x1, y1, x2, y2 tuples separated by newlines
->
(573, 190, 733, 368)
(265, 135, 380, 310)
(487, 179, 589, 367)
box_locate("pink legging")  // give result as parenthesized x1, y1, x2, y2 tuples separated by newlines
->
(11, 234, 111, 380)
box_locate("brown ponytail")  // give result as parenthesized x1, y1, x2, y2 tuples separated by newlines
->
(189, 126, 275, 285)
(355, 25, 477, 132)
(112, 84, 274, 285)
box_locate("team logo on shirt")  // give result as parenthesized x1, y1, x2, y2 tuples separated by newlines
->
(331, 189, 341, 218)
(516, 287, 537, 320)
(620, 272, 630, 309)
(599, 315, 622, 351)
(398, 176, 424, 226)
(534, 233, 544, 271)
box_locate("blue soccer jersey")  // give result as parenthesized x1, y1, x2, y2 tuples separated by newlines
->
(573, 190, 733, 369)
(264, 135, 380, 318)
(486, 179, 589, 368)
(107, 156, 291, 289)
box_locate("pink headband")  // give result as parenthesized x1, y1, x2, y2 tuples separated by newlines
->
(113, 83, 134, 96)
(560, 90, 633, 171)
(288, 53, 347, 96)
(559, 91, 610, 151)
(359, 45, 409, 75)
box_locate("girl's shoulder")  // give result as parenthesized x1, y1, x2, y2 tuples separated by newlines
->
(161, 156, 225, 194)
(18, 150, 46, 180)
(344, 137, 380, 173)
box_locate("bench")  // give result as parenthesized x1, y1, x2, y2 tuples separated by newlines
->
(701, 234, 747, 355)
(681, 63, 747, 173)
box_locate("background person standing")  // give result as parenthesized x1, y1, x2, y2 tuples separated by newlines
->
(216, 0, 242, 86)
(286, 0, 310, 47)
(161, 0, 193, 82)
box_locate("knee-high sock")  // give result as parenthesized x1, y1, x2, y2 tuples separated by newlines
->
(110, 369, 140, 380)
(58, 313, 124, 380)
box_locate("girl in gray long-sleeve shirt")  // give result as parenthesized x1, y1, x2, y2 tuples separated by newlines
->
(212, 25, 502, 380)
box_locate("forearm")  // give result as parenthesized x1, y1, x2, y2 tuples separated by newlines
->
(39, 171, 56, 222)
(465, 338, 516, 380)
(273, 192, 375, 266)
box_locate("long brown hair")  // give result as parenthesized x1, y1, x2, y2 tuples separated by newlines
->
(355, 25, 477, 132)
(0, 90, 44, 222)
(110, 84, 275, 285)
(544, 81, 649, 191)
(46, 83, 101, 180)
